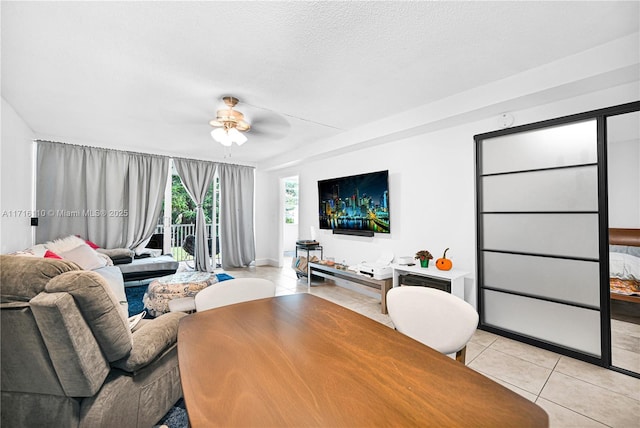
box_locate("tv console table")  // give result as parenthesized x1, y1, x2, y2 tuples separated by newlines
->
(391, 264, 468, 300)
(307, 262, 392, 314)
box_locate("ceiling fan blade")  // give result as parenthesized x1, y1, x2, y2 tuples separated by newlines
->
(242, 110, 291, 139)
(247, 127, 288, 139)
(250, 114, 289, 128)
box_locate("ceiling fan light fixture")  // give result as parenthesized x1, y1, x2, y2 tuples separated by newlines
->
(235, 120, 251, 132)
(216, 108, 244, 124)
(228, 128, 247, 145)
(211, 128, 233, 146)
(210, 96, 251, 147)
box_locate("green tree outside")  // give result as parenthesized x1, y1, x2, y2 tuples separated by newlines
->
(171, 175, 215, 225)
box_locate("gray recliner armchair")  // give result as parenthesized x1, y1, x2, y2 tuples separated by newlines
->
(0, 255, 186, 427)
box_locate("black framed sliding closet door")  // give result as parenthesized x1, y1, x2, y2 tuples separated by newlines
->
(476, 117, 605, 364)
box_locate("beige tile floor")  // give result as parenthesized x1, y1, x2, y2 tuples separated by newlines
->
(218, 261, 640, 428)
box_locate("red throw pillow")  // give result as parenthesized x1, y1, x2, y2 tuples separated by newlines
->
(75, 234, 100, 249)
(44, 250, 63, 259)
(84, 239, 100, 249)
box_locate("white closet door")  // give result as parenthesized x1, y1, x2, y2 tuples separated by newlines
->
(478, 119, 602, 358)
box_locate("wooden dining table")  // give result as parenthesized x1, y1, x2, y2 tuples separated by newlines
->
(178, 293, 548, 427)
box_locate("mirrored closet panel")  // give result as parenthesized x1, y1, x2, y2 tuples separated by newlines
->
(476, 101, 639, 374)
(607, 110, 640, 375)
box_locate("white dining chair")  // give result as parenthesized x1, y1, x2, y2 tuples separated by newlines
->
(386, 286, 479, 363)
(194, 278, 276, 312)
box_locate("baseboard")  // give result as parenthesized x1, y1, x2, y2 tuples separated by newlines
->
(254, 258, 279, 267)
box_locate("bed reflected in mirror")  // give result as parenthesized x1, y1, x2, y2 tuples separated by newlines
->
(607, 110, 640, 376)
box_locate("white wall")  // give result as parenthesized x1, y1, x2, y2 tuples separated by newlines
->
(255, 81, 639, 307)
(255, 168, 280, 266)
(1, 97, 35, 253)
(283, 223, 297, 253)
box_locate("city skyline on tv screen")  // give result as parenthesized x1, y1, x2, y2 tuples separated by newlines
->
(318, 170, 390, 233)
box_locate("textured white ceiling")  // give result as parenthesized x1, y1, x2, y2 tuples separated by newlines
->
(2, 1, 638, 167)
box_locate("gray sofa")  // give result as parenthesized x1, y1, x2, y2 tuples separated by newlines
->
(118, 254, 179, 282)
(0, 255, 186, 427)
(96, 247, 179, 282)
(93, 265, 129, 315)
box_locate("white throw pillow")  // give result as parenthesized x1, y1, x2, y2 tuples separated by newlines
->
(610, 252, 640, 280)
(46, 235, 87, 254)
(59, 243, 108, 271)
(610, 252, 626, 278)
(30, 244, 48, 257)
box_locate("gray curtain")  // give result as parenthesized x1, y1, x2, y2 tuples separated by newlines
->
(125, 154, 169, 252)
(218, 163, 255, 269)
(173, 158, 217, 272)
(36, 141, 168, 250)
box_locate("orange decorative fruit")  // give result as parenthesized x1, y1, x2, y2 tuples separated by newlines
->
(436, 248, 453, 271)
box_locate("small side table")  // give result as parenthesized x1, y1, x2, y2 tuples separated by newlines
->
(294, 243, 323, 279)
(295, 243, 323, 260)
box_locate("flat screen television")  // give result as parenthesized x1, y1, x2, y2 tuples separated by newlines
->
(318, 170, 390, 234)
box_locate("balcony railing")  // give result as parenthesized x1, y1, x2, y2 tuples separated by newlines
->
(154, 223, 218, 262)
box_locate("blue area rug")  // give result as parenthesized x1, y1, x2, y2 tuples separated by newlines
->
(125, 284, 148, 317)
(154, 399, 188, 428)
(125, 273, 235, 317)
(215, 272, 234, 281)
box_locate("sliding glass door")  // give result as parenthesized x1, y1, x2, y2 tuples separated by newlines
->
(156, 162, 221, 268)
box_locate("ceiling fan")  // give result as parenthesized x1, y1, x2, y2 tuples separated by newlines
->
(209, 96, 250, 146)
